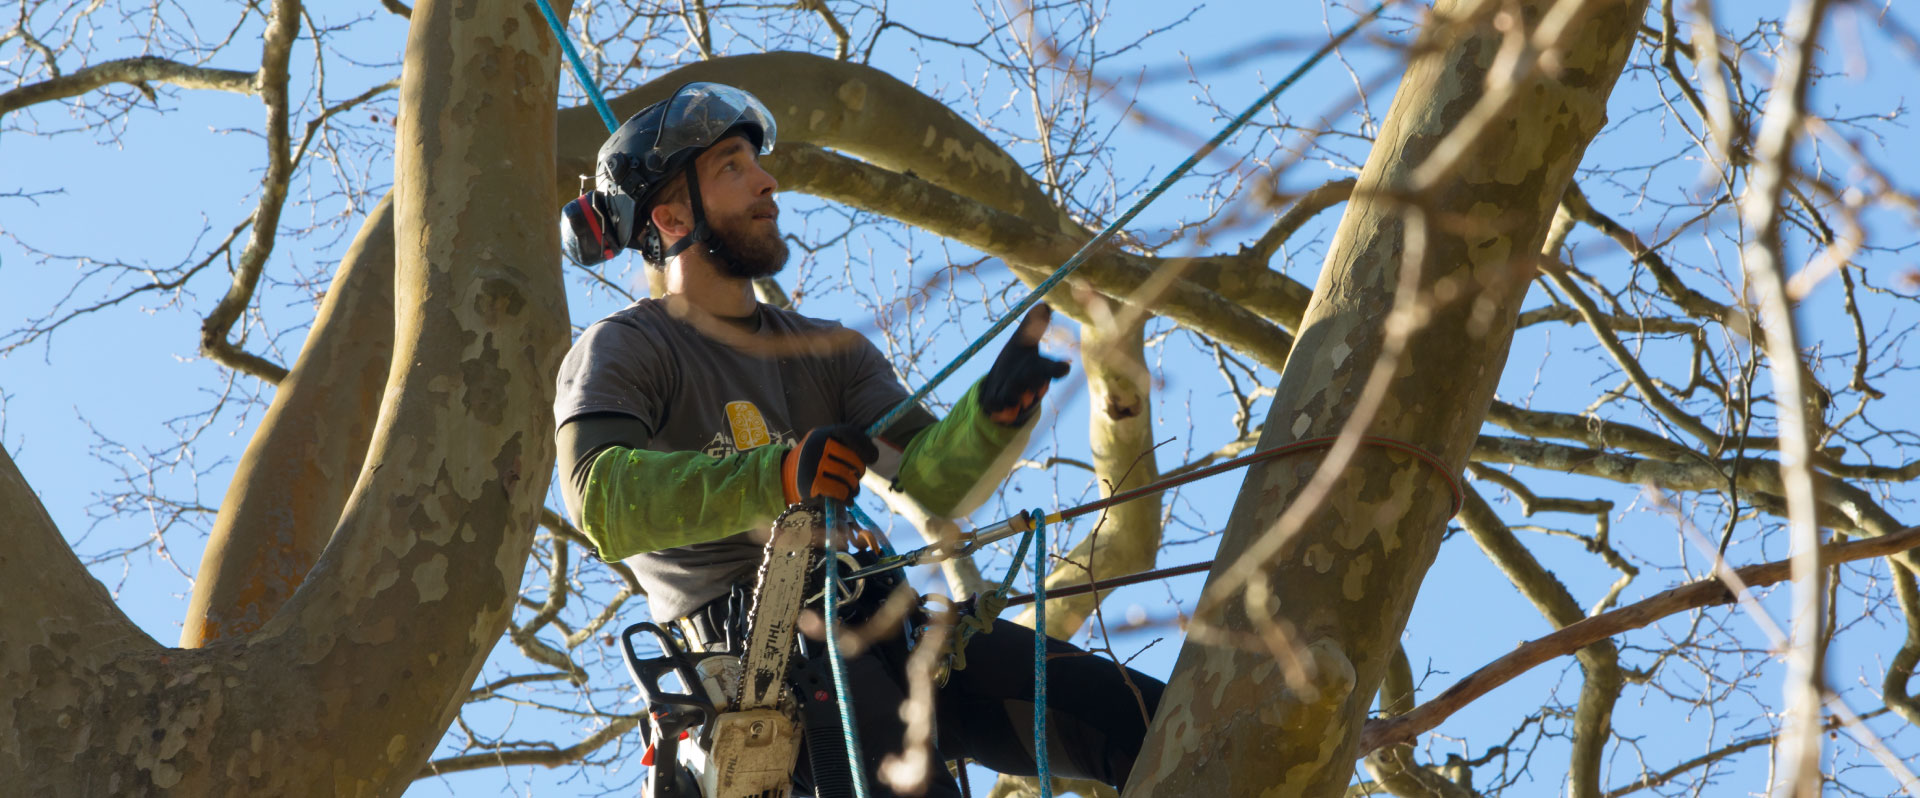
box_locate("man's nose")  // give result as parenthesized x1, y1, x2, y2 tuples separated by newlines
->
(751, 160, 778, 196)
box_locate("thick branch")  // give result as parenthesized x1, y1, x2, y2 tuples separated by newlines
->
(1484, 400, 1698, 462)
(0, 56, 256, 115)
(553, 53, 1315, 348)
(1470, 435, 1915, 555)
(181, 193, 396, 646)
(0, 442, 154, 676)
(1886, 562, 1920, 726)
(1015, 311, 1162, 638)
(768, 143, 1295, 373)
(1357, 525, 1920, 754)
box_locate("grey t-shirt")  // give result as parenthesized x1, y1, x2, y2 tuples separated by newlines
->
(553, 297, 931, 621)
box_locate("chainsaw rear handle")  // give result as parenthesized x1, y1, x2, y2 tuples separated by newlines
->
(621, 622, 718, 729)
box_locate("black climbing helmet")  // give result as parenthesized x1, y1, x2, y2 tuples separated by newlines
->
(560, 82, 778, 266)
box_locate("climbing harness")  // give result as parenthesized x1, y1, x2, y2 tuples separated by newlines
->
(536, 0, 1401, 793)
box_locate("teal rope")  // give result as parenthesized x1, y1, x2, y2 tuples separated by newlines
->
(531, 0, 620, 134)
(1030, 510, 1051, 798)
(822, 501, 872, 798)
(999, 521, 1039, 595)
(865, 1, 1387, 438)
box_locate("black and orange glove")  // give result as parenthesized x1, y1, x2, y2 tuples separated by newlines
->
(979, 303, 1071, 425)
(782, 424, 880, 504)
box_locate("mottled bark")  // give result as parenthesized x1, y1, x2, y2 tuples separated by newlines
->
(1122, 2, 1648, 796)
(1, 1, 568, 794)
(181, 193, 397, 646)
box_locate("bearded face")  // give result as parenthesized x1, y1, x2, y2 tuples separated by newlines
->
(703, 195, 789, 280)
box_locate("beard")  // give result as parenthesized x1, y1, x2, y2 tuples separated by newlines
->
(705, 199, 789, 280)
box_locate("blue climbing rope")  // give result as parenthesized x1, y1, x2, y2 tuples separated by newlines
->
(865, 1, 1388, 439)
(822, 501, 873, 798)
(532, 0, 620, 134)
(1030, 510, 1052, 798)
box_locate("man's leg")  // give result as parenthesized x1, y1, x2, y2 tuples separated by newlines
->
(790, 634, 963, 798)
(933, 619, 1164, 789)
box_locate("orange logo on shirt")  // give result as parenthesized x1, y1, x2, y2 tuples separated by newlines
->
(725, 401, 772, 450)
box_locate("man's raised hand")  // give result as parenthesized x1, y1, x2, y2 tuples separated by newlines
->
(979, 303, 1071, 425)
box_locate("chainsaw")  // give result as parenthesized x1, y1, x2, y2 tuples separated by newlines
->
(621, 505, 888, 798)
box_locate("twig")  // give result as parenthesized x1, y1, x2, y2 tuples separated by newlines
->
(1356, 525, 1920, 755)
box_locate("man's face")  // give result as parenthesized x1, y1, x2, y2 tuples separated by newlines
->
(691, 134, 787, 279)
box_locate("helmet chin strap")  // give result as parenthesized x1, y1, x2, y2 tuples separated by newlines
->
(659, 166, 713, 261)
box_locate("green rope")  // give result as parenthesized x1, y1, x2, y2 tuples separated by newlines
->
(865, 1, 1389, 438)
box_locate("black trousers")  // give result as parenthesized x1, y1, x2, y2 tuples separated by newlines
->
(685, 592, 1164, 797)
(787, 617, 1163, 798)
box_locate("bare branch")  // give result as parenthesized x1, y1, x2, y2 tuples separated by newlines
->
(421, 715, 643, 776)
(197, 0, 304, 383)
(1358, 526, 1920, 755)
(0, 57, 256, 116)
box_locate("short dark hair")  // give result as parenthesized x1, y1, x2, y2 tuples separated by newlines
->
(648, 171, 690, 213)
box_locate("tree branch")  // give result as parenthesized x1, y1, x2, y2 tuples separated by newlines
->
(768, 142, 1296, 373)
(421, 715, 643, 776)
(197, 0, 303, 383)
(0, 56, 256, 115)
(1458, 487, 1620, 798)
(1357, 525, 1920, 755)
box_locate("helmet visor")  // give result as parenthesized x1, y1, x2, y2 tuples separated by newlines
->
(646, 83, 778, 173)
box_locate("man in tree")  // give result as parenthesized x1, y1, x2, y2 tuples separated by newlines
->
(552, 82, 1163, 796)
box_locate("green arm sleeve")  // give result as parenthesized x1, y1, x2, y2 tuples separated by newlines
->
(579, 444, 789, 560)
(894, 382, 1035, 518)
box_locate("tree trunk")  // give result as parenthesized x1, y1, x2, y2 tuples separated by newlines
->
(1122, 2, 1648, 796)
(0, 0, 568, 793)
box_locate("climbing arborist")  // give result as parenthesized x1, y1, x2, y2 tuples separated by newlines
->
(552, 82, 1162, 797)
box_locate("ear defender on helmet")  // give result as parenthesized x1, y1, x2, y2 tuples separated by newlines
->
(560, 190, 635, 266)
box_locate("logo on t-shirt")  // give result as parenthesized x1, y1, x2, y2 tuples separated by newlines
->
(725, 401, 773, 450)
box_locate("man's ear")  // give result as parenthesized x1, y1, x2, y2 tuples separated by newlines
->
(650, 200, 690, 240)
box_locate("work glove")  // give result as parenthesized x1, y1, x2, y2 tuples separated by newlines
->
(979, 304, 1071, 425)
(782, 424, 880, 505)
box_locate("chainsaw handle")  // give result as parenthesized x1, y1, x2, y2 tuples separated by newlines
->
(620, 622, 717, 726)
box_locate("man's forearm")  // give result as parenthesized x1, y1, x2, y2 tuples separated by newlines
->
(579, 444, 788, 559)
(894, 383, 1034, 518)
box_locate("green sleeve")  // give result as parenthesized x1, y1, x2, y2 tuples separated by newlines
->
(579, 444, 789, 560)
(894, 382, 1034, 517)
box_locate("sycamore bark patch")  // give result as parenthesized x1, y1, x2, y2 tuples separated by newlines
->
(413, 554, 450, 603)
